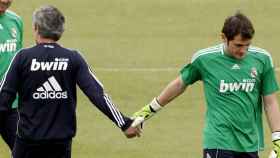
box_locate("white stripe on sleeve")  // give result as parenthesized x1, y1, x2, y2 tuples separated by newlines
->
(0, 54, 17, 91)
(104, 94, 125, 127)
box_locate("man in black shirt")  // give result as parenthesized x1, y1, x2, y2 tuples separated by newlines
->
(0, 5, 140, 158)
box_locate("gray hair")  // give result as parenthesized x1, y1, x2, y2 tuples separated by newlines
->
(32, 5, 65, 41)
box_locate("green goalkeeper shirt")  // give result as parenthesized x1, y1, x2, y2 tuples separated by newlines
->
(0, 10, 23, 109)
(180, 43, 279, 152)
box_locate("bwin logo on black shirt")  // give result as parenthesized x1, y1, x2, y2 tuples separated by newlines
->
(30, 58, 68, 71)
(33, 76, 68, 99)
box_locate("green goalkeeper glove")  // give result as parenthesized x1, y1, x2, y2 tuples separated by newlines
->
(131, 98, 162, 127)
(269, 132, 280, 158)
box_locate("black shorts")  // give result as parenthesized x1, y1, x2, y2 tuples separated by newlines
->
(13, 137, 72, 158)
(203, 149, 259, 158)
(0, 109, 18, 150)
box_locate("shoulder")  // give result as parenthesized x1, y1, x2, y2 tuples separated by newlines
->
(191, 43, 223, 63)
(62, 47, 84, 59)
(248, 46, 271, 57)
(248, 46, 274, 67)
(5, 10, 22, 22)
(16, 45, 36, 57)
(4, 10, 23, 29)
(63, 47, 81, 55)
(60, 47, 88, 64)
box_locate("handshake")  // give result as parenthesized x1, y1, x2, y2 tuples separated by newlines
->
(123, 99, 280, 158)
(123, 98, 162, 138)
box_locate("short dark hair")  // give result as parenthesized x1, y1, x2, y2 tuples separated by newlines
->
(222, 12, 255, 41)
(32, 5, 65, 41)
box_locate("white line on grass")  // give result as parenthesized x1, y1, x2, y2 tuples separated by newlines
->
(94, 67, 280, 72)
(94, 67, 179, 72)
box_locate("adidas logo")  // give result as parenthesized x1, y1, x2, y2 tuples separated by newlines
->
(32, 76, 68, 99)
(231, 64, 240, 70)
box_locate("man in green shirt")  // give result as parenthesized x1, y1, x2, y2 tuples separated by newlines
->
(0, 0, 23, 150)
(131, 12, 280, 158)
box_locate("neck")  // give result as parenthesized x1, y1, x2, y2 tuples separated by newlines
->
(223, 43, 234, 58)
(223, 43, 230, 54)
(36, 36, 56, 44)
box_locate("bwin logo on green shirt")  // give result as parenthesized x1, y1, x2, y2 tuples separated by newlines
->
(219, 80, 255, 93)
(0, 39, 17, 53)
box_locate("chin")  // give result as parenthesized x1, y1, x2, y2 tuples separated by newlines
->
(235, 55, 245, 60)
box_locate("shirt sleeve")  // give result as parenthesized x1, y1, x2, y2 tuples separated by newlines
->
(261, 56, 279, 96)
(74, 52, 132, 131)
(0, 52, 21, 111)
(180, 61, 201, 86)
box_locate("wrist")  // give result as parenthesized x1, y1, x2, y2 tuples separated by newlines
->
(121, 117, 134, 131)
(149, 98, 162, 112)
(272, 131, 280, 141)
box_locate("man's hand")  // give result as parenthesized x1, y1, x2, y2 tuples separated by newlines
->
(124, 126, 142, 138)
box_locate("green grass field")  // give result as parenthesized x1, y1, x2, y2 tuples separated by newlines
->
(1, 0, 280, 157)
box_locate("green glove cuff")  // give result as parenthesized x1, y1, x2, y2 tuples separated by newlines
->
(133, 104, 154, 120)
(132, 98, 162, 120)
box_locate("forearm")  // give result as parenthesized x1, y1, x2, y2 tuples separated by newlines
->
(265, 104, 280, 132)
(131, 76, 187, 126)
(77, 65, 132, 131)
(156, 76, 187, 106)
(264, 94, 280, 132)
(90, 92, 132, 131)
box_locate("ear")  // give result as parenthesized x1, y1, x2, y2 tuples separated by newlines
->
(33, 23, 40, 32)
(32, 24, 36, 32)
(221, 33, 227, 43)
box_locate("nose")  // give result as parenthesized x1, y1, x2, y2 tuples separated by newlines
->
(239, 46, 248, 54)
